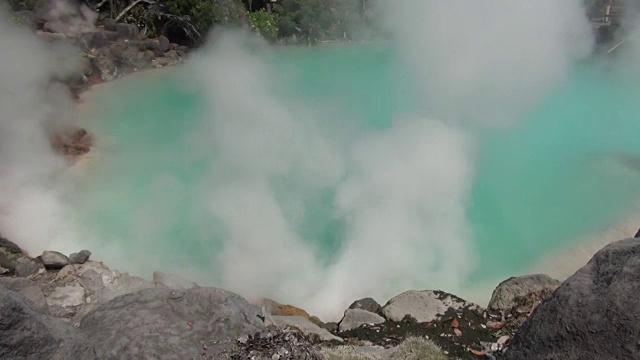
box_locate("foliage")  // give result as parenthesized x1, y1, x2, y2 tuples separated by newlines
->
(391, 337, 448, 360)
(274, 0, 333, 44)
(248, 8, 278, 40)
(320, 347, 373, 360)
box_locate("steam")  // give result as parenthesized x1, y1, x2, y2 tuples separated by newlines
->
(0, 8, 82, 254)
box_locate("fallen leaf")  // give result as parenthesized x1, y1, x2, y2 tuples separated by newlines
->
(454, 328, 462, 336)
(470, 349, 486, 356)
(487, 320, 506, 329)
(497, 335, 510, 345)
(451, 318, 460, 328)
(187, 320, 195, 328)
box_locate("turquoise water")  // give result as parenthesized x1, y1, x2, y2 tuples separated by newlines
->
(78, 43, 640, 306)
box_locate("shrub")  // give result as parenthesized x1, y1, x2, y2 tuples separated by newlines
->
(248, 8, 278, 41)
(320, 346, 374, 360)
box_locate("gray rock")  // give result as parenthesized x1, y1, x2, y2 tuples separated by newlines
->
(0, 266, 8, 275)
(153, 271, 198, 289)
(158, 35, 171, 52)
(80, 31, 109, 49)
(349, 297, 382, 314)
(103, 18, 116, 31)
(103, 30, 119, 41)
(137, 38, 159, 51)
(176, 45, 189, 57)
(0, 237, 22, 254)
(635, 228, 640, 238)
(80, 287, 265, 359)
(488, 274, 560, 311)
(505, 238, 640, 360)
(0, 284, 96, 359)
(271, 316, 343, 342)
(46, 285, 85, 308)
(338, 309, 385, 332)
(115, 23, 139, 40)
(15, 257, 44, 277)
(94, 47, 116, 81)
(0, 251, 17, 272)
(381, 290, 470, 323)
(0, 277, 47, 313)
(69, 250, 91, 264)
(41, 251, 69, 269)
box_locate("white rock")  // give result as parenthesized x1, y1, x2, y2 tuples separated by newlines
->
(271, 316, 343, 342)
(338, 309, 385, 332)
(381, 290, 470, 323)
(41, 251, 69, 269)
(47, 285, 85, 308)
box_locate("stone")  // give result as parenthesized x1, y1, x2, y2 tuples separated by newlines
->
(103, 18, 116, 31)
(153, 271, 198, 289)
(270, 316, 343, 342)
(635, 228, 640, 238)
(0, 284, 96, 359)
(348, 297, 382, 314)
(0, 237, 22, 254)
(381, 290, 470, 323)
(176, 45, 189, 57)
(69, 250, 91, 264)
(256, 298, 312, 318)
(103, 30, 119, 41)
(80, 31, 109, 49)
(80, 287, 265, 358)
(0, 277, 47, 313)
(15, 257, 44, 277)
(94, 47, 116, 81)
(46, 285, 85, 308)
(158, 35, 171, 52)
(0, 251, 17, 273)
(338, 309, 385, 332)
(137, 38, 159, 51)
(505, 238, 640, 360)
(488, 274, 560, 311)
(115, 23, 139, 40)
(41, 251, 69, 269)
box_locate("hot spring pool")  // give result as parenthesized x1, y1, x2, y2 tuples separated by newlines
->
(75, 42, 640, 316)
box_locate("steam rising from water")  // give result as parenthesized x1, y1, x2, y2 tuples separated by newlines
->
(0, 1, 619, 319)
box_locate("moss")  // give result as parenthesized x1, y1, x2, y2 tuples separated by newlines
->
(391, 337, 448, 360)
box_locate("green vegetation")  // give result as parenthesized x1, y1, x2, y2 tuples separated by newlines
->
(392, 337, 448, 360)
(248, 8, 278, 41)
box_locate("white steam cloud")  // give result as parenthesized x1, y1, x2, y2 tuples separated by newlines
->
(0, 9, 82, 254)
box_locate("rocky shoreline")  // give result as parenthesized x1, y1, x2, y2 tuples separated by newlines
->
(3, 231, 640, 359)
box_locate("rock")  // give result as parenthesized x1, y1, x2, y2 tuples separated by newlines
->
(69, 250, 91, 264)
(80, 287, 265, 359)
(256, 298, 313, 318)
(338, 308, 385, 332)
(0, 237, 22, 254)
(158, 35, 171, 52)
(0, 251, 17, 273)
(0, 277, 47, 313)
(79, 31, 109, 49)
(0, 284, 96, 359)
(635, 228, 640, 238)
(103, 18, 116, 31)
(103, 30, 119, 41)
(33, 0, 96, 36)
(115, 23, 139, 40)
(15, 257, 44, 277)
(505, 238, 640, 360)
(0, 266, 8, 275)
(271, 316, 343, 342)
(381, 290, 471, 323)
(46, 285, 85, 308)
(349, 297, 382, 314)
(488, 274, 560, 311)
(176, 45, 189, 57)
(94, 47, 117, 81)
(137, 38, 159, 52)
(152, 271, 197, 289)
(41, 251, 69, 269)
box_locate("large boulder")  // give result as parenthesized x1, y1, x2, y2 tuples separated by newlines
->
(80, 287, 265, 359)
(381, 290, 473, 323)
(269, 316, 343, 342)
(348, 297, 382, 314)
(0, 284, 96, 359)
(505, 238, 640, 360)
(41, 251, 69, 269)
(488, 274, 560, 312)
(0, 277, 48, 313)
(15, 257, 44, 277)
(338, 308, 385, 332)
(69, 250, 91, 264)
